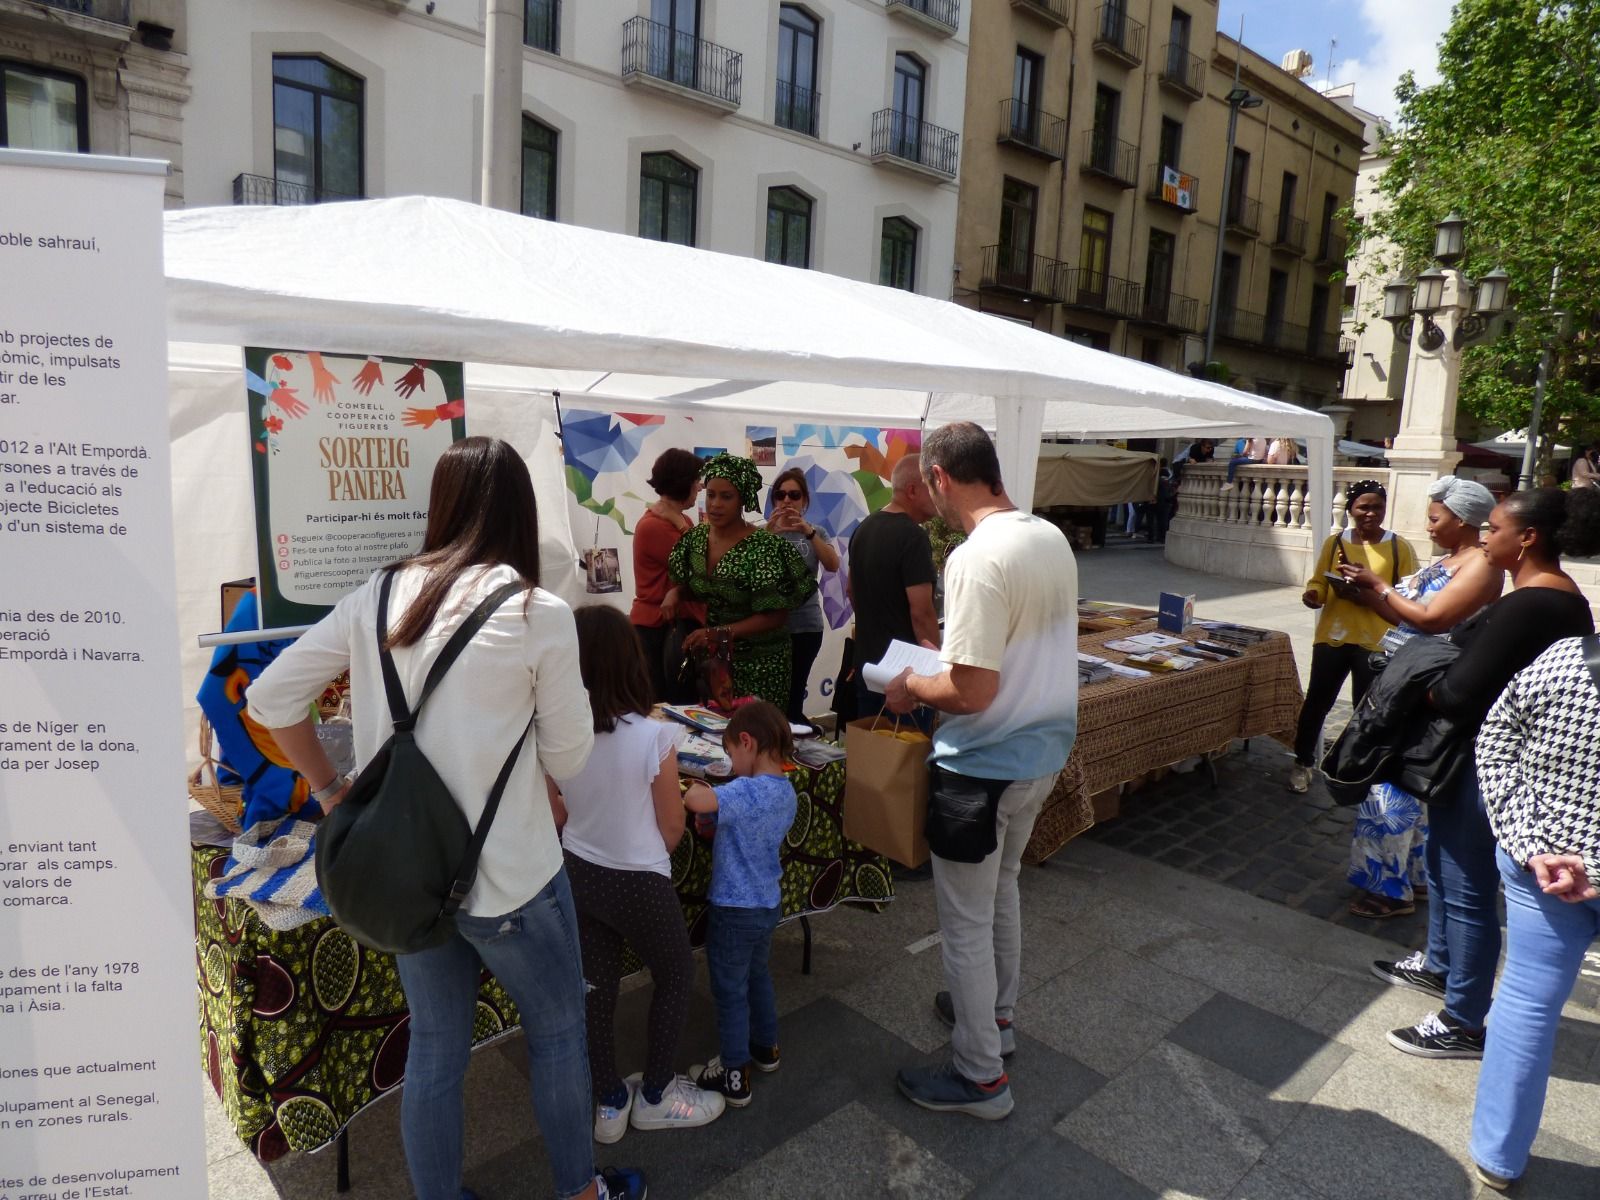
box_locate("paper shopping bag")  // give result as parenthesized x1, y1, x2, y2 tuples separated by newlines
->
(843, 714, 930, 868)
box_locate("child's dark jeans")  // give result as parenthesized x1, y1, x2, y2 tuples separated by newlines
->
(706, 903, 781, 1067)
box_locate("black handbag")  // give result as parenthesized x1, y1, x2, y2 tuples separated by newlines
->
(926, 765, 1013, 863)
(315, 570, 533, 955)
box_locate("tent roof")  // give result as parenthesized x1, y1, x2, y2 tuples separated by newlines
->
(162, 196, 1333, 442)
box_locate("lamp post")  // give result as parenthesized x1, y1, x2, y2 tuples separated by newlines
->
(1380, 214, 1509, 543)
(1201, 80, 1263, 369)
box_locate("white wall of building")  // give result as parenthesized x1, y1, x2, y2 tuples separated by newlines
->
(182, 0, 966, 295)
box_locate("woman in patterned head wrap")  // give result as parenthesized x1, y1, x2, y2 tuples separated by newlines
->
(665, 454, 817, 707)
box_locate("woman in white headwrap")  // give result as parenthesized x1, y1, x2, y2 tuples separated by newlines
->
(1336, 476, 1504, 918)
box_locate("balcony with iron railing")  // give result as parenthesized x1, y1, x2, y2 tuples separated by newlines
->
(1147, 162, 1200, 214)
(1314, 231, 1348, 266)
(1092, 5, 1145, 66)
(1210, 305, 1326, 356)
(1158, 43, 1205, 99)
(1080, 130, 1139, 187)
(870, 108, 959, 179)
(621, 16, 742, 112)
(775, 80, 820, 137)
(998, 98, 1066, 161)
(232, 174, 361, 206)
(1058, 267, 1142, 318)
(1225, 194, 1261, 236)
(1132, 287, 1200, 331)
(22, 0, 129, 23)
(524, 0, 558, 53)
(1011, 0, 1068, 27)
(885, 0, 960, 35)
(1270, 213, 1308, 255)
(980, 244, 1064, 302)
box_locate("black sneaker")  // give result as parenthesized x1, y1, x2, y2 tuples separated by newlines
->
(934, 990, 1016, 1058)
(596, 1167, 648, 1200)
(1370, 950, 1447, 1000)
(691, 1057, 752, 1108)
(749, 1042, 781, 1073)
(1386, 1010, 1485, 1059)
(896, 1060, 1014, 1120)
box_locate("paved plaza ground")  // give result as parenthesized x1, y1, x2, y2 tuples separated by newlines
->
(205, 542, 1600, 1198)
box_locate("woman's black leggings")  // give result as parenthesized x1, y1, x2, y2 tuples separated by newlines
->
(787, 630, 824, 724)
(1294, 641, 1378, 766)
(563, 851, 693, 1099)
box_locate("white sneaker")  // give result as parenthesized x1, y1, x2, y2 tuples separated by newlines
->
(1288, 764, 1312, 793)
(593, 1079, 634, 1145)
(1219, 481, 1235, 492)
(629, 1074, 726, 1130)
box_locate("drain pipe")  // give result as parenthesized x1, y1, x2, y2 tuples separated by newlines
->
(481, 0, 524, 211)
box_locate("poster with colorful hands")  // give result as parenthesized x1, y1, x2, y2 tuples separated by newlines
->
(245, 349, 465, 627)
(561, 407, 920, 709)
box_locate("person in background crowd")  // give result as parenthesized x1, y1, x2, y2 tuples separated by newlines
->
(1469, 636, 1600, 1192)
(1569, 442, 1599, 489)
(630, 448, 703, 700)
(1220, 435, 1268, 491)
(848, 456, 940, 714)
(1339, 477, 1503, 919)
(1291, 480, 1418, 794)
(1266, 437, 1298, 465)
(552, 605, 724, 1146)
(764, 466, 840, 725)
(884, 422, 1078, 1121)
(248, 438, 646, 1200)
(1376, 487, 1600, 1061)
(666, 454, 816, 708)
(1185, 438, 1216, 464)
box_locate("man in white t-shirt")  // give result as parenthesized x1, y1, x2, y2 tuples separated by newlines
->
(884, 421, 1078, 1120)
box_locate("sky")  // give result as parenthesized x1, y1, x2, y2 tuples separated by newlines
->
(1216, 0, 1455, 121)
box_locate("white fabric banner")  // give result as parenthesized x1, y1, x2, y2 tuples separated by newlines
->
(0, 150, 206, 1196)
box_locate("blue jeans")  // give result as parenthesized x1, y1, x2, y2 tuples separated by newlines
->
(1224, 454, 1256, 483)
(1423, 770, 1501, 1028)
(394, 871, 594, 1200)
(1471, 847, 1600, 1180)
(706, 903, 780, 1067)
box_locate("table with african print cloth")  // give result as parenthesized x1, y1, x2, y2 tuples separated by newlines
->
(1024, 619, 1304, 863)
(192, 758, 891, 1162)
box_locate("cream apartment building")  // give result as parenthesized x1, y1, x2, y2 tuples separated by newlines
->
(954, 0, 1361, 408)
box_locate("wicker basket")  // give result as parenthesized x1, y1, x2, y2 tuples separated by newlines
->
(187, 717, 243, 835)
(1022, 755, 1094, 866)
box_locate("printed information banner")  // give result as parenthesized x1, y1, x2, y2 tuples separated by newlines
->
(0, 151, 206, 1196)
(244, 349, 464, 628)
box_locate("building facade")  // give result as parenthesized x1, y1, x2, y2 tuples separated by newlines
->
(953, 0, 1362, 408)
(0, 0, 189, 202)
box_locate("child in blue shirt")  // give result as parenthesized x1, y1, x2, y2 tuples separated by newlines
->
(684, 700, 798, 1107)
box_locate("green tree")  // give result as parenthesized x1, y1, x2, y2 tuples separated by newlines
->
(1361, 0, 1600, 460)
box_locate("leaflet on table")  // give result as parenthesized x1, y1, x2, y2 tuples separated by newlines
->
(1102, 632, 1188, 653)
(792, 739, 847, 768)
(660, 704, 813, 740)
(863, 639, 944, 691)
(676, 733, 732, 778)
(1125, 650, 1200, 672)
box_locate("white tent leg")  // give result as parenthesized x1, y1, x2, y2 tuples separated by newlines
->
(994, 397, 1045, 510)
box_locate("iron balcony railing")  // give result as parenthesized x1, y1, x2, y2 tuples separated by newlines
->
(621, 16, 742, 108)
(885, 0, 960, 34)
(524, 0, 558, 54)
(1271, 213, 1308, 254)
(1081, 130, 1139, 186)
(980, 245, 1064, 300)
(871, 108, 960, 177)
(998, 98, 1066, 160)
(1315, 231, 1348, 265)
(232, 173, 361, 206)
(1159, 43, 1205, 98)
(1211, 306, 1316, 354)
(1135, 288, 1200, 330)
(1058, 267, 1142, 318)
(1305, 328, 1344, 360)
(775, 80, 820, 137)
(1011, 0, 1068, 25)
(1092, 5, 1145, 65)
(29, 0, 129, 22)
(1225, 194, 1261, 235)
(1147, 162, 1200, 213)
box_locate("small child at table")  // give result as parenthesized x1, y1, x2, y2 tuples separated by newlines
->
(684, 700, 798, 1107)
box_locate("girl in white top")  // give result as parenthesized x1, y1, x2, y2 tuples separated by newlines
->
(551, 604, 725, 1143)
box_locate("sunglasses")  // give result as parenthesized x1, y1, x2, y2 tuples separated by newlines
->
(773, 489, 804, 501)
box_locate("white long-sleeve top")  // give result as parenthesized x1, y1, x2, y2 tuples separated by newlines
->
(247, 563, 594, 918)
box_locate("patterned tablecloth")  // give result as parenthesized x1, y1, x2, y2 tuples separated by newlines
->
(1024, 620, 1303, 863)
(193, 758, 891, 1161)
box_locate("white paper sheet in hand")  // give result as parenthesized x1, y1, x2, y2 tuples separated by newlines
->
(862, 639, 944, 692)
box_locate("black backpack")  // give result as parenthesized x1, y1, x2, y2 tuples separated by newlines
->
(314, 569, 533, 954)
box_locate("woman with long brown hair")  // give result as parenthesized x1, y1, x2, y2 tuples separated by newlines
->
(249, 437, 646, 1200)
(765, 465, 840, 723)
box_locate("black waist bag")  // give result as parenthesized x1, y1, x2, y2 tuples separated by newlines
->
(315, 571, 533, 955)
(926, 765, 1014, 863)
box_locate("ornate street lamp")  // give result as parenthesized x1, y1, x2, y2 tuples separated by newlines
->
(1474, 268, 1510, 317)
(1432, 212, 1467, 266)
(1413, 267, 1448, 315)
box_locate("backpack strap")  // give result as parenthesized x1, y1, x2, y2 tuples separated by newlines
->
(1583, 635, 1600, 697)
(443, 709, 536, 915)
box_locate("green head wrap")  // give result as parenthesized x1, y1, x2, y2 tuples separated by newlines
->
(700, 452, 763, 512)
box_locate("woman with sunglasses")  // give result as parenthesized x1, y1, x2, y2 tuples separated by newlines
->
(1291, 480, 1418, 793)
(765, 467, 841, 724)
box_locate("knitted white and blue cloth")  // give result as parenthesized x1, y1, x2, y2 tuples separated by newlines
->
(205, 817, 329, 930)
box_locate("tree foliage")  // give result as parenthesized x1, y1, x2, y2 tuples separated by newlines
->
(1362, 0, 1600, 448)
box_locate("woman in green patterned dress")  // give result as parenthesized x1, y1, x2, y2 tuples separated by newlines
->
(666, 453, 816, 707)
